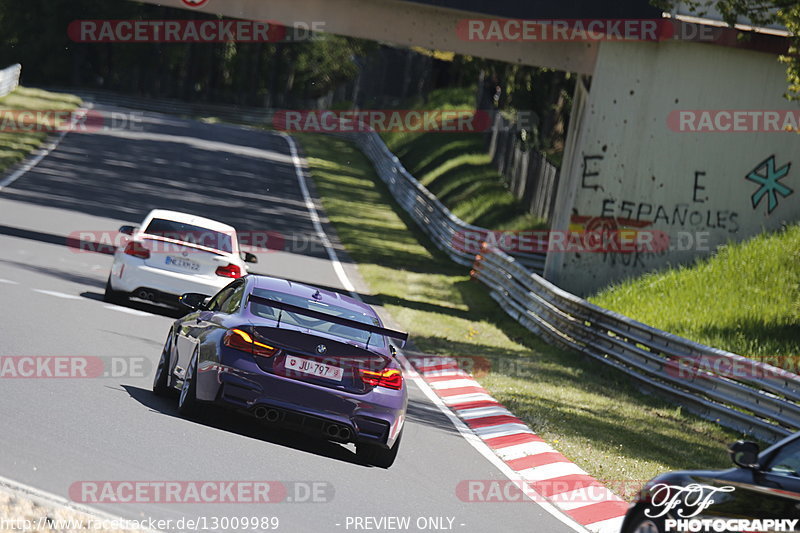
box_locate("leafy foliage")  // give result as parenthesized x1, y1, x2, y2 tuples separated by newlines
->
(0, 0, 371, 106)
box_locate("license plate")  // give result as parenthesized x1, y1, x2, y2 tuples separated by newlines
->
(285, 355, 344, 381)
(165, 256, 199, 271)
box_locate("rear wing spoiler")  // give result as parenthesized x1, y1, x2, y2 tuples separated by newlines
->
(247, 293, 409, 346)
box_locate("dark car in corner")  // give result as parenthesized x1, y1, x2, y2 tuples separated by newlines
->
(622, 432, 800, 532)
(152, 274, 409, 468)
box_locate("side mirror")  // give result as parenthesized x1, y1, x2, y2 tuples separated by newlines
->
(119, 225, 137, 236)
(241, 252, 258, 264)
(179, 292, 210, 311)
(729, 440, 760, 470)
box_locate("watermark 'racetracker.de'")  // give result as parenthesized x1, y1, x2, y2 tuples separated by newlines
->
(68, 19, 326, 43)
(67, 229, 325, 255)
(0, 356, 149, 379)
(273, 109, 493, 133)
(458, 18, 726, 43)
(0, 109, 142, 133)
(69, 481, 333, 504)
(454, 229, 669, 254)
(668, 109, 800, 133)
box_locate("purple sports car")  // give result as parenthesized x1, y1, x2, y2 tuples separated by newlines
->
(152, 274, 409, 468)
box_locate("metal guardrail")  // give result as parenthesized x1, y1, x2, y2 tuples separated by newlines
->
(472, 247, 800, 443)
(332, 117, 799, 443)
(487, 112, 560, 224)
(333, 128, 547, 273)
(0, 64, 21, 98)
(324, 126, 800, 442)
(35, 89, 797, 441)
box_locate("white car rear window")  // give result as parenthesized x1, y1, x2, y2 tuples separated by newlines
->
(144, 218, 233, 253)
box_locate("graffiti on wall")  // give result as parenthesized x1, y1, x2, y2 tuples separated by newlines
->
(572, 152, 752, 269)
(578, 153, 740, 234)
(745, 155, 793, 215)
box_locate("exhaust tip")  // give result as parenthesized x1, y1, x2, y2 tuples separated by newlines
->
(135, 289, 155, 301)
(253, 407, 282, 423)
(325, 424, 351, 441)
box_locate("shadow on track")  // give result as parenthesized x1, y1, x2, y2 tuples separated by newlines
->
(404, 397, 460, 436)
(81, 291, 187, 318)
(122, 384, 374, 467)
(2, 104, 336, 262)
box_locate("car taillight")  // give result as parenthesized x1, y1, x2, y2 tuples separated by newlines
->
(359, 368, 403, 390)
(124, 241, 150, 259)
(223, 328, 278, 358)
(215, 263, 242, 278)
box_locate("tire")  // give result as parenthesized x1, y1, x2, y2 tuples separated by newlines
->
(357, 429, 402, 468)
(152, 331, 174, 397)
(177, 349, 199, 417)
(103, 276, 127, 305)
(624, 508, 666, 533)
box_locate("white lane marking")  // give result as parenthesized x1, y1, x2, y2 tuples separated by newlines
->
(403, 369, 585, 533)
(0, 278, 19, 284)
(281, 133, 357, 295)
(104, 305, 152, 317)
(282, 132, 586, 533)
(32, 289, 82, 300)
(0, 474, 159, 533)
(0, 105, 91, 192)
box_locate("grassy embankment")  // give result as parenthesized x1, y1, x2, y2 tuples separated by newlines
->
(295, 131, 742, 498)
(592, 226, 800, 365)
(0, 87, 82, 174)
(380, 87, 546, 231)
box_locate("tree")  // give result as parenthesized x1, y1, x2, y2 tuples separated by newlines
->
(652, 0, 800, 100)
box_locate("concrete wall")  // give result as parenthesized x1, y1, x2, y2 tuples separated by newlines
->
(546, 39, 800, 296)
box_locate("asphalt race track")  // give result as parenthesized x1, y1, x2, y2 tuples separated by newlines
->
(0, 102, 579, 533)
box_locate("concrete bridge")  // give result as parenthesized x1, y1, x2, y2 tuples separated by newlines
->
(140, 0, 800, 295)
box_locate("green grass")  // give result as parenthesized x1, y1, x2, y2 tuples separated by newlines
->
(0, 87, 82, 174)
(380, 87, 546, 231)
(591, 226, 800, 366)
(296, 132, 744, 499)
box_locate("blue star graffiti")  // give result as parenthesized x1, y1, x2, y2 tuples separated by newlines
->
(745, 156, 793, 214)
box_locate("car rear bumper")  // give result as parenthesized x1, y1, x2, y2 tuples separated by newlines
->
(109, 254, 233, 298)
(195, 355, 406, 448)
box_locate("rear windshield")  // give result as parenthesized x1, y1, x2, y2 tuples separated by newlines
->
(250, 288, 386, 348)
(143, 218, 233, 253)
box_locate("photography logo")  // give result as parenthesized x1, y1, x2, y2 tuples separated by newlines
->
(181, 0, 210, 8)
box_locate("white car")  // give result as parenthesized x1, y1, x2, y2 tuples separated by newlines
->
(104, 209, 257, 306)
